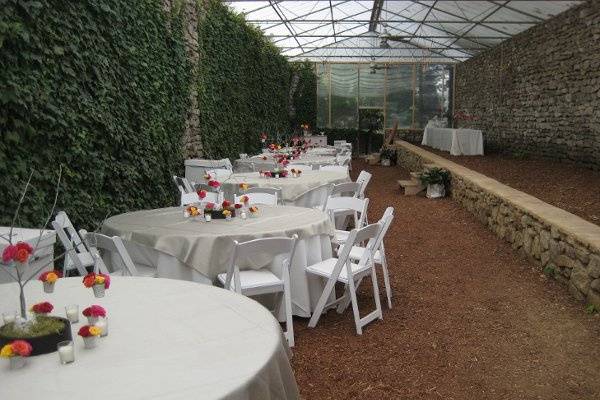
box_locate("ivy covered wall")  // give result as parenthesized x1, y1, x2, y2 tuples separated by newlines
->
(197, 0, 316, 160)
(0, 0, 191, 227)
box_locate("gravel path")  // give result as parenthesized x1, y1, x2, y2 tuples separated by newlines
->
(291, 159, 600, 400)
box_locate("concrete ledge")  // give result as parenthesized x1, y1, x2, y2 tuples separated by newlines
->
(395, 140, 600, 308)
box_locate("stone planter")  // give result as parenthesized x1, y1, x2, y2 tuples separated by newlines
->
(381, 158, 391, 167)
(0, 317, 72, 356)
(426, 183, 446, 199)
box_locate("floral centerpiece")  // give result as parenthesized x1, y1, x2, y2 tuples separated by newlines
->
(300, 123, 310, 135)
(203, 201, 237, 220)
(38, 270, 62, 293)
(290, 168, 303, 178)
(260, 132, 268, 146)
(30, 302, 53, 315)
(1, 339, 32, 369)
(82, 305, 106, 324)
(238, 183, 249, 192)
(83, 272, 111, 298)
(78, 325, 102, 349)
(248, 206, 259, 217)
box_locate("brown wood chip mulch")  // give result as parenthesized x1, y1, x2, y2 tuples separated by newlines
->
(290, 158, 600, 400)
(421, 146, 600, 227)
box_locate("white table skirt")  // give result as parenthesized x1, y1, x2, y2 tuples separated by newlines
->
(102, 206, 336, 318)
(422, 127, 484, 156)
(0, 277, 299, 400)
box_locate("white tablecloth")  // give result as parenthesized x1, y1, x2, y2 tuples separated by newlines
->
(102, 206, 335, 317)
(234, 153, 337, 173)
(222, 170, 349, 204)
(422, 127, 484, 156)
(0, 277, 299, 400)
(303, 136, 327, 147)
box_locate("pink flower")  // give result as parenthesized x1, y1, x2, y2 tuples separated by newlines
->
(31, 301, 53, 314)
(14, 242, 33, 263)
(82, 305, 106, 318)
(208, 180, 220, 188)
(197, 190, 207, 199)
(11, 340, 32, 357)
(2, 244, 17, 263)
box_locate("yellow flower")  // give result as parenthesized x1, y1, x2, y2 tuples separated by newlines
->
(0, 344, 14, 358)
(239, 183, 249, 191)
(95, 275, 106, 284)
(46, 272, 58, 283)
(249, 206, 259, 213)
(89, 326, 102, 336)
(222, 209, 231, 216)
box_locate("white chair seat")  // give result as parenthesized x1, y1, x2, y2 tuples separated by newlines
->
(217, 269, 283, 293)
(348, 246, 382, 264)
(306, 258, 371, 284)
(333, 230, 350, 244)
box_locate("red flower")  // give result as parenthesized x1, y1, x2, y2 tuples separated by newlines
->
(264, 171, 272, 177)
(205, 202, 215, 210)
(78, 325, 91, 337)
(260, 132, 268, 140)
(261, 156, 267, 160)
(82, 305, 106, 318)
(208, 180, 220, 188)
(31, 302, 53, 314)
(14, 242, 33, 264)
(82, 273, 96, 288)
(234, 203, 242, 209)
(11, 340, 32, 357)
(2, 244, 17, 264)
(221, 200, 231, 209)
(197, 190, 207, 199)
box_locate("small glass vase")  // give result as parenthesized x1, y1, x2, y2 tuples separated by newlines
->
(83, 336, 98, 349)
(9, 356, 26, 370)
(92, 284, 105, 298)
(43, 281, 55, 293)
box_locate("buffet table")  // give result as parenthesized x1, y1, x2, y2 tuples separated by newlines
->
(421, 127, 484, 156)
(0, 277, 299, 400)
(102, 206, 335, 317)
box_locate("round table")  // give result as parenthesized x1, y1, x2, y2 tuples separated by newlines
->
(222, 170, 348, 204)
(0, 277, 299, 400)
(234, 153, 338, 173)
(102, 206, 335, 317)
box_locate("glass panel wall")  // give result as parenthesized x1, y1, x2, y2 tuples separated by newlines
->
(316, 62, 453, 129)
(385, 64, 414, 129)
(330, 64, 358, 129)
(415, 64, 452, 128)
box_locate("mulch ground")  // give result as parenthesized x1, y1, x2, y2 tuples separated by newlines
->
(290, 158, 600, 400)
(420, 146, 600, 226)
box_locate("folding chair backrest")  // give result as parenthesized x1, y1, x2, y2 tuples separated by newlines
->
(294, 183, 332, 211)
(83, 232, 139, 276)
(362, 207, 394, 265)
(181, 192, 200, 206)
(334, 140, 347, 148)
(225, 235, 298, 293)
(319, 165, 349, 174)
(173, 175, 194, 194)
(195, 182, 220, 193)
(324, 196, 369, 229)
(52, 211, 94, 275)
(331, 223, 381, 280)
(337, 156, 351, 166)
(288, 164, 312, 172)
(235, 192, 278, 206)
(355, 170, 372, 198)
(330, 182, 361, 198)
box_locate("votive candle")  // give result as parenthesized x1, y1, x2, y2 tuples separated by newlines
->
(57, 340, 75, 364)
(65, 304, 79, 323)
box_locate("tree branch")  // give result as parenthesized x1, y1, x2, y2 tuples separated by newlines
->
(9, 170, 34, 245)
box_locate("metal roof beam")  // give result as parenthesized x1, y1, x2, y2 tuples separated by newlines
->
(369, 0, 384, 31)
(247, 19, 538, 24)
(489, 1, 545, 22)
(448, 1, 508, 47)
(268, 0, 304, 52)
(269, 34, 507, 39)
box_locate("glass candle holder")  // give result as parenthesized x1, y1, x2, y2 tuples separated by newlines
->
(2, 311, 17, 325)
(57, 340, 75, 364)
(95, 318, 108, 337)
(65, 304, 79, 323)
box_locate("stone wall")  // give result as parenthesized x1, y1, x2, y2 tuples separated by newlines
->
(454, 0, 600, 170)
(395, 140, 600, 309)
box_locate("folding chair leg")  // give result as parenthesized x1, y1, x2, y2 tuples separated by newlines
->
(282, 267, 294, 347)
(347, 277, 363, 335)
(336, 277, 364, 313)
(379, 251, 392, 309)
(308, 275, 339, 329)
(370, 265, 383, 321)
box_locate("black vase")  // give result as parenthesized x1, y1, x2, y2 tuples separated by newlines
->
(0, 317, 73, 356)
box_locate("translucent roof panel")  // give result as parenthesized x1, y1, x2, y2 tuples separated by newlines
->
(226, 0, 584, 62)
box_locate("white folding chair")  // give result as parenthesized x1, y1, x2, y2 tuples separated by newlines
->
(217, 235, 298, 346)
(336, 156, 351, 167)
(319, 165, 349, 174)
(294, 183, 332, 211)
(288, 164, 312, 172)
(306, 223, 383, 334)
(324, 197, 369, 245)
(244, 187, 284, 205)
(173, 175, 194, 195)
(343, 207, 395, 309)
(81, 232, 157, 277)
(180, 192, 200, 206)
(52, 211, 107, 276)
(330, 182, 361, 198)
(235, 192, 278, 206)
(355, 170, 372, 199)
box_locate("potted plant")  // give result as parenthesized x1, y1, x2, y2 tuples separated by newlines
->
(419, 167, 451, 198)
(380, 148, 397, 167)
